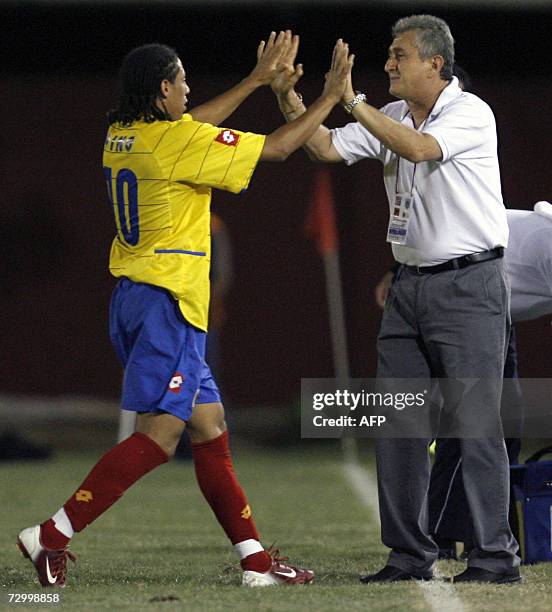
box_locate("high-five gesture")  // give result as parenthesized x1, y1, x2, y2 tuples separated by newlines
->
(322, 39, 355, 103)
(248, 30, 292, 86)
(190, 30, 293, 125)
(270, 33, 303, 96)
(260, 39, 356, 161)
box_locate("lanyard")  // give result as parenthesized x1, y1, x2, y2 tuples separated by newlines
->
(394, 157, 417, 197)
(394, 111, 430, 197)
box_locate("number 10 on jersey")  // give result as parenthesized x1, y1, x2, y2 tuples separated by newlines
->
(103, 166, 140, 246)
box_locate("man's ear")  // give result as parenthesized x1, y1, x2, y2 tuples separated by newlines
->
(431, 55, 444, 74)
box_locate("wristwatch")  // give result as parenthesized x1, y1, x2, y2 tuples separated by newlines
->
(343, 92, 367, 114)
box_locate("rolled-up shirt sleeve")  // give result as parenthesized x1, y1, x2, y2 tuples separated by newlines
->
(331, 121, 385, 165)
(423, 97, 497, 163)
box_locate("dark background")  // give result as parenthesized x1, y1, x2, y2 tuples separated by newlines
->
(2, 1, 552, 406)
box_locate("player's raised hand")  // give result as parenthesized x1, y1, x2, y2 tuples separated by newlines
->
(270, 33, 303, 96)
(322, 39, 355, 103)
(249, 30, 291, 86)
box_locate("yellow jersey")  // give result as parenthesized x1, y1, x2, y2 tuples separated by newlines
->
(102, 115, 265, 331)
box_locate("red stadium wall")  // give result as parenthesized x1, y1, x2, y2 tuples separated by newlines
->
(2, 74, 552, 405)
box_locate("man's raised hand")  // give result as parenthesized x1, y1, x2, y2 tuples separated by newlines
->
(322, 39, 355, 103)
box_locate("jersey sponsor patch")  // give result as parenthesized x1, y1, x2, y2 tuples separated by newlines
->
(215, 129, 240, 147)
(169, 372, 185, 394)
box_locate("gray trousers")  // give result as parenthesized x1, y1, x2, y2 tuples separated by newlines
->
(375, 258, 520, 573)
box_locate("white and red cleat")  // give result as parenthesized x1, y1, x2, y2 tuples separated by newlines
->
(242, 546, 315, 587)
(17, 526, 76, 588)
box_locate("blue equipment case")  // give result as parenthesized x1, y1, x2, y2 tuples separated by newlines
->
(510, 446, 552, 564)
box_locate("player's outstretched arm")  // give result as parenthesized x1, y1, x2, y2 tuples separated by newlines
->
(189, 30, 292, 126)
(271, 41, 345, 163)
(261, 40, 353, 162)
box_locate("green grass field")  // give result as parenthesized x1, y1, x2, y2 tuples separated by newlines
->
(1, 442, 552, 611)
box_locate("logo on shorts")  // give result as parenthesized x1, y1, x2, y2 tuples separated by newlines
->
(215, 129, 240, 146)
(169, 372, 185, 394)
(76, 489, 93, 503)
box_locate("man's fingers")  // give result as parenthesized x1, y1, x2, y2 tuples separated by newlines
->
(279, 30, 292, 57)
(281, 33, 299, 65)
(257, 40, 265, 61)
(273, 30, 286, 48)
(290, 64, 303, 86)
(331, 39, 342, 69)
(287, 34, 300, 62)
(331, 42, 351, 76)
(265, 31, 277, 51)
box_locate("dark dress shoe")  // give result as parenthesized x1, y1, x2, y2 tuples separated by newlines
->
(453, 567, 522, 584)
(360, 565, 433, 583)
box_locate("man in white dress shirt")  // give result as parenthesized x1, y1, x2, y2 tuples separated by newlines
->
(273, 14, 520, 583)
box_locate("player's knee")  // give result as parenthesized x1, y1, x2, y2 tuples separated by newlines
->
(142, 429, 181, 460)
(187, 402, 226, 443)
(136, 412, 186, 460)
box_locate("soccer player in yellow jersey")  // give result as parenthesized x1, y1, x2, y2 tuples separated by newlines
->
(18, 32, 354, 587)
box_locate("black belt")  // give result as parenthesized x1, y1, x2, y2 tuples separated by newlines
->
(404, 247, 504, 274)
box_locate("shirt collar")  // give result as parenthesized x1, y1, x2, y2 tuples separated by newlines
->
(429, 76, 462, 117)
(400, 76, 462, 123)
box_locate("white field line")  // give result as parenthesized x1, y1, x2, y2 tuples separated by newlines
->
(342, 457, 467, 612)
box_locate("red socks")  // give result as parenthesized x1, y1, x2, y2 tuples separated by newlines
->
(40, 429, 271, 573)
(41, 432, 168, 548)
(241, 550, 272, 573)
(192, 430, 270, 571)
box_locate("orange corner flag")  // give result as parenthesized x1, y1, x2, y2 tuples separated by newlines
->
(305, 168, 338, 256)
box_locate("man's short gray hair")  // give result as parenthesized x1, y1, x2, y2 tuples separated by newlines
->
(392, 15, 455, 81)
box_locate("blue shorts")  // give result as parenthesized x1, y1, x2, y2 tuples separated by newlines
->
(109, 278, 221, 421)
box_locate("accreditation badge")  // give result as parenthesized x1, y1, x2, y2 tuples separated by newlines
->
(386, 193, 414, 245)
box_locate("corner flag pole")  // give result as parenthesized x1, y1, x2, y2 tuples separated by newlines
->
(305, 169, 357, 462)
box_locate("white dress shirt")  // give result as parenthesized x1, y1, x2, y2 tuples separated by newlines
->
(331, 77, 509, 266)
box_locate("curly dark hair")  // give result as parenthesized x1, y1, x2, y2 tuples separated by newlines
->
(107, 43, 180, 126)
